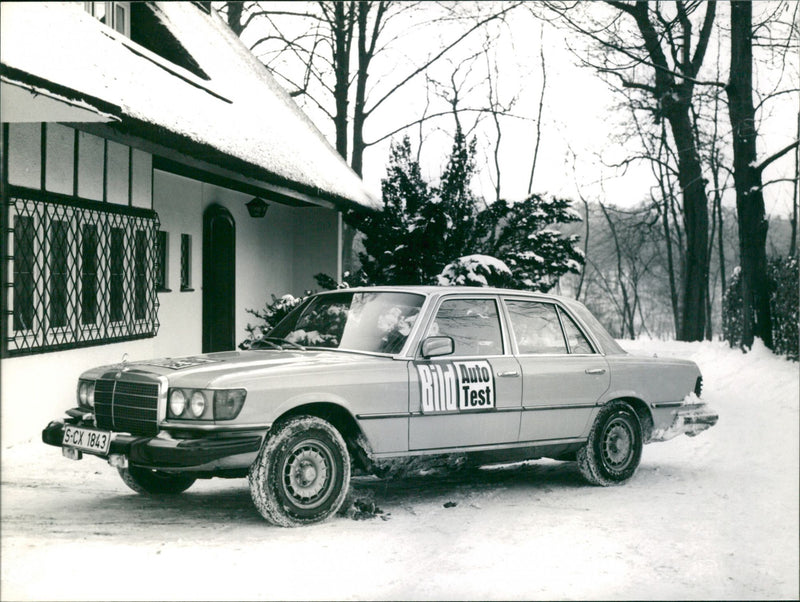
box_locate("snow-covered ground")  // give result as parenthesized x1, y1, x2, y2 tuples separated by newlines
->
(1, 339, 797, 600)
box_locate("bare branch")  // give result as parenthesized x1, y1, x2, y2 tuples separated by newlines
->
(364, 1, 525, 117)
(756, 139, 800, 174)
(364, 108, 534, 148)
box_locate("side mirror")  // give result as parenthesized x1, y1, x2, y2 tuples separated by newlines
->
(421, 336, 454, 359)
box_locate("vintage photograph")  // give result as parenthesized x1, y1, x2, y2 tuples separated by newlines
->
(1, 1, 798, 600)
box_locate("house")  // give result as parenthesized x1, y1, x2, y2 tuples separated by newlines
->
(0, 2, 379, 442)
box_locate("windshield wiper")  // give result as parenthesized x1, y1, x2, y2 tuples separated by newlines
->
(252, 337, 306, 351)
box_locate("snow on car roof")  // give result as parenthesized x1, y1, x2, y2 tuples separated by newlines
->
(0, 2, 379, 211)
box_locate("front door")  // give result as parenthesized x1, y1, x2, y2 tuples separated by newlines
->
(202, 204, 235, 353)
(409, 296, 522, 450)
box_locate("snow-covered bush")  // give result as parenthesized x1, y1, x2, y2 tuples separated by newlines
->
(477, 194, 584, 292)
(437, 255, 514, 287)
(721, 266, 744, 347)
(722, 257, 798, 360)
(769, 256, 799, 360)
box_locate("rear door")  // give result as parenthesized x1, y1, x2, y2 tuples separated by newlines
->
(502, 298, 610, 442)
(408, 296, 522, 451)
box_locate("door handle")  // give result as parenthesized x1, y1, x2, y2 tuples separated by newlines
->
(585, 368, 606, 375)
(496, 370, 520, 378)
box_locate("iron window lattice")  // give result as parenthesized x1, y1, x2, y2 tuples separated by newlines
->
(4, 189, 160, 356)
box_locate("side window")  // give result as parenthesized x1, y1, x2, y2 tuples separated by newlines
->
(155, 230, 170, 292)
(180, 233, 193, 291)
(559, 309, 595, 354)
(505, 300, 567, 354)
(428, 299, 503, 356)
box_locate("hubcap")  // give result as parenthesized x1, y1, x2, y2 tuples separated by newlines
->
(602, 417, 634, 471)
(282, 442, 334, 509)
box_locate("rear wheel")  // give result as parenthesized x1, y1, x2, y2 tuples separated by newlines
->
(118, 466, 196, 494)
(249, 415, 350, 527)
(578, 401, 642, 486)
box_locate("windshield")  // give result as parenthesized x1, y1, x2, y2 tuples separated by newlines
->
(269, 291, 425, 354)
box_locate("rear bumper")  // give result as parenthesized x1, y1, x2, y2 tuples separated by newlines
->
(679, 404, 719, 436)
(42, 419, 265, 471)
(650, 403, 719, 442)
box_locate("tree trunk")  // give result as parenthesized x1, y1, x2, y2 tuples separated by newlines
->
(726, 0, 772, 350)
(666, 109, 709, 341)
(655, 126, 681, 336)
(661, 198, 680, 336)
(333, 2, 352, 161)
(352, 3, 370, 177)
(791, 110, 799, 257)
(225, 2, 244, 36)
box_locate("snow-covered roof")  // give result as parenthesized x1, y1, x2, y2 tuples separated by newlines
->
(0, 2, 379, 211)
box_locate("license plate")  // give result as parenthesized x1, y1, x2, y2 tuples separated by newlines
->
(62, 425, 111, 455)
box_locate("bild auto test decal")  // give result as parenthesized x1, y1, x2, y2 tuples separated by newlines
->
(416, 360, 495, 413)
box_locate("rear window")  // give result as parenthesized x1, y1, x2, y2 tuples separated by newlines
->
(560, 299, 626, 355)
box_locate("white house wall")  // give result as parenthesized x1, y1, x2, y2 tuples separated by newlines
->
(292, 207, 341, 294)
(3, 127, 342, 444)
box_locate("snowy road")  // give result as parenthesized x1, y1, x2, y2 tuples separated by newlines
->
(2, 340, 798, 600)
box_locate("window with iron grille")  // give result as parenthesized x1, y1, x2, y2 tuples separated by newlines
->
(4, 188, 160, 357)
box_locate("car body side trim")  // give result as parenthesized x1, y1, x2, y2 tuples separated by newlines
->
(651, 401, 685, 409)
(356, 412, 413, 420)
(370, 436, 586, 457)
(522, 402, 598, 411)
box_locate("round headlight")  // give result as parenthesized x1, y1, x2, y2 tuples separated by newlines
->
(86, 382, 95, 408)
(190, 391, 206, 418)
(169, 389, 187, 417)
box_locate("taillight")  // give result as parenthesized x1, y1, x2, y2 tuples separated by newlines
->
(694, 376, 703, 398)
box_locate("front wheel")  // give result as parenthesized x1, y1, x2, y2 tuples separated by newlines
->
(248, 415, 350, 527)
(578, 401, 642, 486)
(118, 466, 196, 494)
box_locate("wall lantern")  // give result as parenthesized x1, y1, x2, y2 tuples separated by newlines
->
(246, 197, 269, 218)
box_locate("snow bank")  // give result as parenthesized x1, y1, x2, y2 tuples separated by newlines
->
(1, 339, 797, 600)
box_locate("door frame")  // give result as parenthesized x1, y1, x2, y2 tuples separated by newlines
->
(202, 204, 236, 353)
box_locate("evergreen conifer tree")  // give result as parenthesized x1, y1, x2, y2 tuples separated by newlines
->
(347, 131, 584, 291)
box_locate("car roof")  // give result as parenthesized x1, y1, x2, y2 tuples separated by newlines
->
(314, 285, 575, 303)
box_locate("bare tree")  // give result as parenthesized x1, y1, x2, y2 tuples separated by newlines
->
(223, 1, 524, 175)
(726, 0, 800, 350)
(547, 0, 719, 341)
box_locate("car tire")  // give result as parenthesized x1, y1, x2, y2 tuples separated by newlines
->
(578, 401, 642, 486)
(249, 415, 351, 527)
(118, 465, 196, 494)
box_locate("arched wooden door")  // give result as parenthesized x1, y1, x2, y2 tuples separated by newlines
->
(202, 204, 235, 353)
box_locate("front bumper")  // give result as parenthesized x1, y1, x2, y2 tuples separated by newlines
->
(650, 403, 719, 442)
(42, 418, 266, 471)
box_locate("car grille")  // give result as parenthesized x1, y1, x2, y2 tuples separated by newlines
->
(94, 379, 160, 436)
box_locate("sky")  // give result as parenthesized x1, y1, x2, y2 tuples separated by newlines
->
(240, 1, 798, 219)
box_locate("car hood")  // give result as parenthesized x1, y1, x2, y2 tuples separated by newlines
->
(82, 349, 391, 387)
